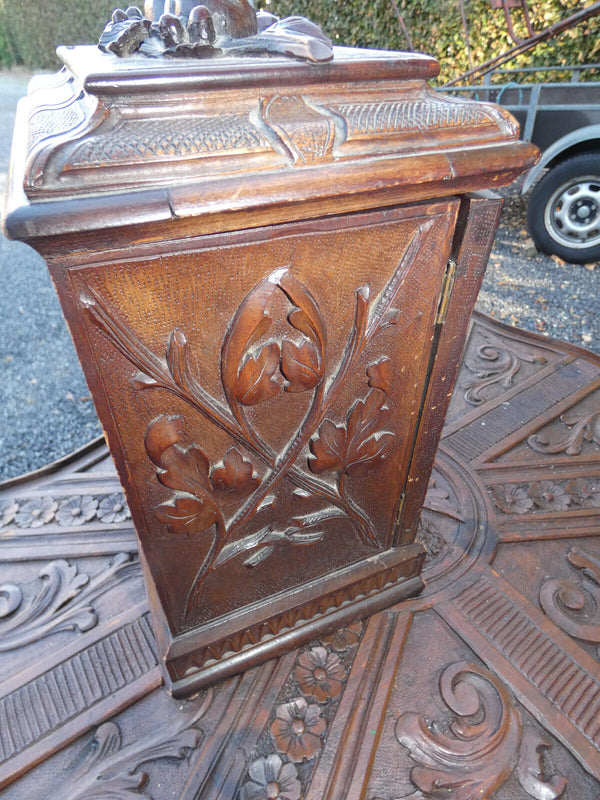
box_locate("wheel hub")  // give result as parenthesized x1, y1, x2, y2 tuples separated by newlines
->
(545, 177, 600, 249)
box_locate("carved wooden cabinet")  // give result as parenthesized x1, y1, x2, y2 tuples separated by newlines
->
(3, 40, 536, 695)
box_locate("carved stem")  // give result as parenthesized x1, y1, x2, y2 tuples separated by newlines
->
(185, 513, 225, 619)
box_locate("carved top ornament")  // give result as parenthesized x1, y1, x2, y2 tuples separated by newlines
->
(2, 11, 537, 235)
(99, 2, 334, 62)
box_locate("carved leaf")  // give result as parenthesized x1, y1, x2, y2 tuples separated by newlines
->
(309, 420, 347, 474)
(309, 390, 393, 477)
(344, 389, 393, 475)
(145, 416, 185, 465)
(516, 727, 567, 800)
(158, 445, 212, 497)
(281, 340, 322, 393)
(236, 342, 283, 405)
(279, 270, 326, 348)
(367, 358, 391, 394)
(155, 496, 219, 535)
(221, 269, 283, 407)
(345, 432, 394, 477)
(210, 448, 260, 502)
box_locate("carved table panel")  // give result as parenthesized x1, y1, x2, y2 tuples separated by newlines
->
(1, 311, 599, 797)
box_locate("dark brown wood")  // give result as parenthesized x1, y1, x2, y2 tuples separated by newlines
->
(2, 39, 536, 694)
(1, 312, 600, 796)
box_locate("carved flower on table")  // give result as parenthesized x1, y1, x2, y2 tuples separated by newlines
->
(15, 496, 57, 528)
(240, 754, 301, 800)
(270, 697, 325, 762)
(56, 495, 99, 526)
(97, 492, 131, 523)
(0, 498, 19, 526)
(320, 620, 362, 652)
(527, 481, 570, 512)
(295, 646, 346, 702)
(490, 485, 534, 515)
(566, 478, 600, 508)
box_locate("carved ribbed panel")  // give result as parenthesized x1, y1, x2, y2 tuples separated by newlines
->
(445, 360, 592, 460)
(454, 577, 600, 746)
(0, 615, 157, 764)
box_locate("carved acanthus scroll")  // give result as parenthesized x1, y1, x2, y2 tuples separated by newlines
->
(393, 661, 566, 800)
(0, 553, 139, 652)
(540, 547, 600, 649)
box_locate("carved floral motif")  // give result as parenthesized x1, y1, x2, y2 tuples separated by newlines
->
(241, 755, 301, 800)
(490, 478, 600, 515)
(1, 491, 131, 529)
(0, 553, 139, 652)
(56, 495, 99, 526)
(270, 696, 326, 763)
(83, 224, 433, 615)
(15, 495, 58, 527)
(294, 645, 346, 702)
(463, 336, 547, 406)
(528, 406, 600, 456)
(50, 690, 212, 800)
(0, 497, 18, 525)
(394, 661, 566, 800)
(540, 547, 600, 650)
(320, 620, 363, 651)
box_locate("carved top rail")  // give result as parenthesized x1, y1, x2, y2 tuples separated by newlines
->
(3, 37, 537, 242)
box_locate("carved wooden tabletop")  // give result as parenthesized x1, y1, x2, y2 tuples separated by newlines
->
(1, 311, 599, 799)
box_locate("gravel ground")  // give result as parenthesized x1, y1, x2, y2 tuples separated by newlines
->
(0, 70, 598, 481)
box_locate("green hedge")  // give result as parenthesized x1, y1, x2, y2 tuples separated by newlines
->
(0, 0, 116, 69)
(0, 0, 598, 78)
(260, 0, 600, 82)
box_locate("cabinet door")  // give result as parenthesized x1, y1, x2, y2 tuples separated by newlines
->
(61, 199, 458, 648)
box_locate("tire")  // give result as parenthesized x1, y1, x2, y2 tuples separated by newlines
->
(527, 153, 600, 264)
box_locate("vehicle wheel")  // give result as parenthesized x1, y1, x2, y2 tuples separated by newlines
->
(527, 153, 600, 264)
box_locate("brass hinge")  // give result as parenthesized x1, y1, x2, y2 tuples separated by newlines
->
(394, 492, 406, 529)
(435, 259, 457, 326)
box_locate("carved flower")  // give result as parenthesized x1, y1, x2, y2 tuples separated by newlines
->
(490, 484, 534, 515)
(15, 496, 57, 528)
(240, 754, 301, 800)
(98, 492, 131, 523)
(320, 621, 362, 652)
(56, 496, 99, 526)
(270, 697, 325, 762)
(0, 498, 19, 526)
(527, 481, 570, 512)
(295, 646, 346, 702)
(566, 478, 600, 508)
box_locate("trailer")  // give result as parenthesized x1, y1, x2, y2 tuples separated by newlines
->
(444, 64, 600, 264)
